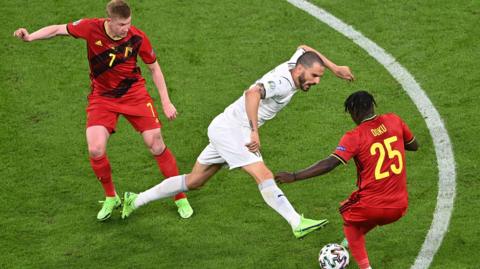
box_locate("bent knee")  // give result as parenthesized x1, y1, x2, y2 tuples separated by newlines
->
(253, 167, 274, 181)
(146, 135, 166, 155)
(243, 162, 274, 182)
(150, 143, 166, 155)
(263, 170, 274, 179)
(88, 145, 106, 158)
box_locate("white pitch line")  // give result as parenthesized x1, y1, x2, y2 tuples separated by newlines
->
(286, 0, 457, 268)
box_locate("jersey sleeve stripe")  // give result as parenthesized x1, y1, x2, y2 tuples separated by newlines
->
(405, 136, 416, 145)
(331, 153, 347, 165)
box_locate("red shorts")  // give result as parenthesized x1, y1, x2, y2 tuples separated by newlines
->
(86, 100, 162, 133)
(341, 206, 407, 227)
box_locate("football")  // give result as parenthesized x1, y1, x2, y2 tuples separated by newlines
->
(318, 243, 350, 269)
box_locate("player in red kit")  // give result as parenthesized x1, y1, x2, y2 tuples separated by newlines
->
(13, 0, 193, 220)
(275, 91, 419, 269)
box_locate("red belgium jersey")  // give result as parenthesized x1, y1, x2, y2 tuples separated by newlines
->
(67, 18, 157, 115)
(332, 113, 415, 210)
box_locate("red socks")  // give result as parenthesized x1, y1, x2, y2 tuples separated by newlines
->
(343, 222, 373, 269)
(154, 148, 186, 201)
(89, 148, 186, 201)
(89, 155, 116, 197)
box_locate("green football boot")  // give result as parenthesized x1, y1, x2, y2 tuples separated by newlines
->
(292, 215, 329, 239)
(122, 192, 138, 219)
(97, 195, 122, 221)
(341, 238, 349, 249)
(175, 198, 194, 219)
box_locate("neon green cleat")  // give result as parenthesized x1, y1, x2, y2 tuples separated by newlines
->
(292, 215, 328, 239)
(122, 192, 138, 219)
(175, 198, 194, 219)
(341, 238, 349, 249)
(97, 195, 121, 221)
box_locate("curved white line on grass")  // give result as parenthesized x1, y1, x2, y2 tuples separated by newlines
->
(286, 1, 456, 268)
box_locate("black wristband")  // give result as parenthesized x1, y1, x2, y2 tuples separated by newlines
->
(292, 172, 297, 181)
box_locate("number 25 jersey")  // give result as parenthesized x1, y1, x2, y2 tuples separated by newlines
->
(332, 113, 415, 209)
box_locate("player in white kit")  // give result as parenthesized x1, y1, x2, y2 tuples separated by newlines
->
(122, 45, 354, 238)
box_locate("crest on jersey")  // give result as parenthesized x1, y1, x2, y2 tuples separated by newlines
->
(73, 19, 82, 26)
(336, 146, 346, 151)
(95, 40, 103, 47)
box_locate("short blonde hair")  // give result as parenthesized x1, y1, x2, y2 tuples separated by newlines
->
(106, 0, 131, 19)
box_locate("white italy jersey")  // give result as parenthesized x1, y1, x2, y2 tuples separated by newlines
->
(223, 48, 306, 128)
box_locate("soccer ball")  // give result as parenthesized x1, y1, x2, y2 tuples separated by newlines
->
(318, 243, 349, 269)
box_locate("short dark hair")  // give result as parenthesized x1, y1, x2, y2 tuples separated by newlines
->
(106, 0, 131, 19)
(344, 90, 377, 117)
(296, 51, 325, 68)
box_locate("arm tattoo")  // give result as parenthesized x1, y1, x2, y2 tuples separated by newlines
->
(249, 120, 255, 132)
(257, 83, 266, 99)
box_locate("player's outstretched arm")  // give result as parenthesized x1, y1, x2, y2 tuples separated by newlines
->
(275, 155, 342, 183)
(244, 84, 264, 153)
(147, 61, 177, 120)
(13, 24, 69, 42)
(298, 44, 354, 81)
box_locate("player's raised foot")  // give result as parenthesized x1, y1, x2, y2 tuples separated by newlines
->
(97, 195, 122, 221)
(122, 192, 138, 219)
(340, 238, 349, 249)
(175, 198, 193, 219)
(292, 215, 328, 239)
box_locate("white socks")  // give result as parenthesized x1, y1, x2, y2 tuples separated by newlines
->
(134, 175, 188, 208)
(133, 177, 301, 229)
(258, 179, 301, 228)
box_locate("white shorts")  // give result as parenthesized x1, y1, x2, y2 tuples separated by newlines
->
(197, 113, 263, 169)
